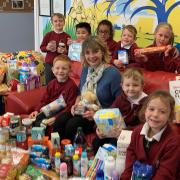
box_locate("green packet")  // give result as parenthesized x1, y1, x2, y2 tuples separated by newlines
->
(25, 165, 42, 180)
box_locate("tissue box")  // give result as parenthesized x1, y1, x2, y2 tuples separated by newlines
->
(117, 130, 132, 157)
(94, 108, 126, 135)
(68, 42, 82, 62)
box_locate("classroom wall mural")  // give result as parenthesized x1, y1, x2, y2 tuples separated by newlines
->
(41, 0, 180, 47)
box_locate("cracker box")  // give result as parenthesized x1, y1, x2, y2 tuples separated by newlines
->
(94, 108, 126, 135)
(117, 130, 132, 157)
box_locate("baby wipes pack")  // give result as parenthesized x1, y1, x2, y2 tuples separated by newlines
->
(94, 108, 126, 135)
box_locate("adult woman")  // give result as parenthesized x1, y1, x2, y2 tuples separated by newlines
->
(53, 36, 121, 141)
(96, 19, 117, 59)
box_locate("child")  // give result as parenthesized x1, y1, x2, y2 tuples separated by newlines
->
(121, 90, 180, 179)
(96, 19, 117, 58)
(40, 13, 71, 84)
(135, 23, 180, 73)
(29, 55, 77, 130)
(67, 22, 91, 61)
(93, 68, 147, 153)
(112, 25, 139, 69)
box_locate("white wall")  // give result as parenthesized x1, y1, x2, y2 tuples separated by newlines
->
(0, 12, 34, 52)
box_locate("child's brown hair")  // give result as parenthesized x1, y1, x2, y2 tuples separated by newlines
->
(53, 55, 71, 67)
(154, 23, 174, 45)
(51, 13, 65, 22)
(122, 25, 137, 40)
(122, 68, 144, 85)
(139, 90, 175, 122)
(81, 36, 110, 66)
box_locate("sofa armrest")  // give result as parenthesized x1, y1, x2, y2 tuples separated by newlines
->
(5, 87, 46, 115)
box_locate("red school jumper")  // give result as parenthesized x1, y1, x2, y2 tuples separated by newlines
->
(120, 124, 180, 180)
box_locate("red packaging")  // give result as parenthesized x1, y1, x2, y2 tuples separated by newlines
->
(134, 46, 167, 55)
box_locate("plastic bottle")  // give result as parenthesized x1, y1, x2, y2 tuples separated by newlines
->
(115, 155, 126, 176)
(81, 151, 88, 177)
(112, 169, 119, 180)
(60, 162, 68, 180)
(96, 169, 104, 180)
(54, 152, 61, 174)
(74, 126, 87, 150)
(73, 154, 81, 176)
(104, 156, 116, 180)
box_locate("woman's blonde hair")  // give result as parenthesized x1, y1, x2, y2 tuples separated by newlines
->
(154, 23, 174, 45)
(139, 90, 175, 122)
(81, 36, 110, 67)
(122, 67, 144, 85)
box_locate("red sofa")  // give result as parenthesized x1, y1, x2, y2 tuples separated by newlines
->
(5, 62, 180, 136)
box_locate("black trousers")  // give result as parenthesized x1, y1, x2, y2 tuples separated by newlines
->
(45, 63, 55, 85)
(92, 136, 117, 154)
(53, 112, 95, 142)
(0, 96, 4, 115)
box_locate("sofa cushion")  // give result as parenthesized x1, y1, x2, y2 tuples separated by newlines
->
(143, 70, 176, 94)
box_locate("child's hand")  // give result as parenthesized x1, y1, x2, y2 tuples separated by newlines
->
(165, 45, 179, 58)
(134, 51, 148, 62)
(96, 128, 106, 139)
(71, 104, 78, 116)
(57, 46, 67, 54)
(47, 41, 56, 52)
(29, 111, 38, 118)
(108, 126, 122, 138)
(83, 110, 95, 121)
(114, 59, 126, 71)
(46, 117, 55, 126)
(165, 45, 173, 57)
(67, 38, 73, 45)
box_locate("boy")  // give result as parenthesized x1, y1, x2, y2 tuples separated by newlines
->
(68, 22, 91, 61)
(40, 13, 71, 84)
(29, 55, 77, 128)
(112, 25, 138, 69)
(68, 22, 91, 44)
(93, 68, 147, 153)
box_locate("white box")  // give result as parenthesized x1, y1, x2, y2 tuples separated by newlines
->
(117, 130, 132, 157)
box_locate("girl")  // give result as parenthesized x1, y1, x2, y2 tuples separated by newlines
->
(40, 13, 71, 84)
(53, 36, 121, 142)
(96, 19, 117, 58)
(121, 90, 180, 180)
(135, 23, 180, 73)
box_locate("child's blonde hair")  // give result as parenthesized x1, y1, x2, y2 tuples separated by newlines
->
(122, 25, 137, 40)
(139, 90, 175, 122)
(122, 68, 144, 85)
(81, 36, 110, 67)
(53, 55, 71, 67)
(154, 23, 174, 45)
(51, 13, 65, 22)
